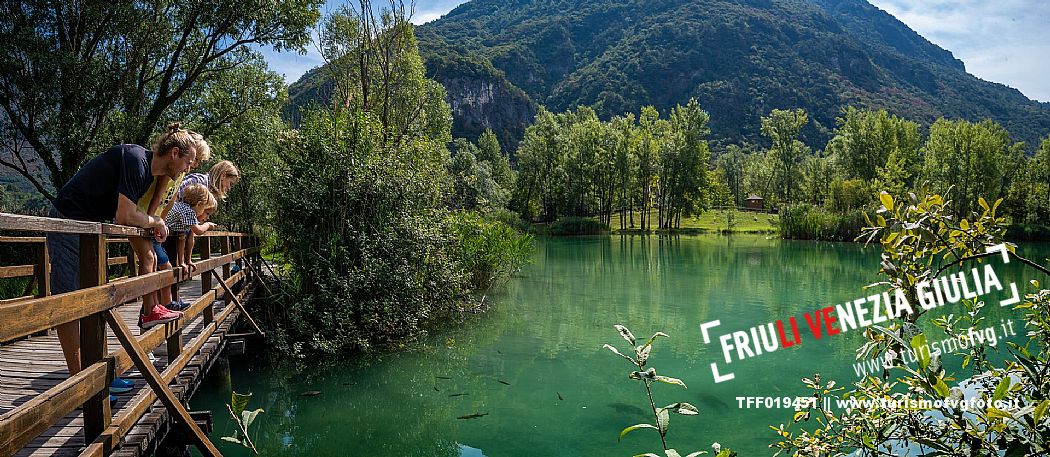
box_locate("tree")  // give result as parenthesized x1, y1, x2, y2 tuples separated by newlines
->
(0, 0, 321, 199)
(921, 118, 1013, 217)
(659, 98, 712, 229)
(828, 107, 920, 182)
(1035, 135, 1050, 219)
(477, 129, 512, 189)
(636, 106, 664, 230)
(716, 145, 746, 206)
(318, 1, 450, 147)
(611, 114, 638, 229)
(760, 108, 808, 203)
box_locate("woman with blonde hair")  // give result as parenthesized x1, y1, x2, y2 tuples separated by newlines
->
(179, 159, 240, 201)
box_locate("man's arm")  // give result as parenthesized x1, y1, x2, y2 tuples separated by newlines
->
(116, 194, 169, 241)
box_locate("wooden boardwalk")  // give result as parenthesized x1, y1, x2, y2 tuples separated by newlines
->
(1, 277, 251, 457)
(0, 213, 263, 457)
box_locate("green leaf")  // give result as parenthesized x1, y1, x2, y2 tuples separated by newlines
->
(987, 407, 1013, 420)
(792, 411, 808, 422)
(684, 452, 709, 457)
(932, 377, 949, 399)
(231, 391, 252, 418)
(992, 376, 1012, 402)
(654, 375, 687, 388)
(871, 325, 909, 348)
(879, 192, 894, 211)
(657, 408, 670, 433)
(241, 408, 264, 429)
(911, 334, 929, 370)
(221, 436, 243, 444)
(641, 332, 670, 350)
(615, 325, 636, 345)
(978, 197, 990, 212)
(663, 402, 699, 415)
(1034, 399, 1049, 423)
(603, 344, 636, 364)
(619, 423, 659, 440)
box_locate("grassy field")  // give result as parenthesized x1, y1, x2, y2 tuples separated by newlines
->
(608, 208, 778, 233)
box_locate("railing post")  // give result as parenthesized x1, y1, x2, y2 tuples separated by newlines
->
(126, 241, 137, 277)
(200, 235, 213, 324)
(34, 241, 50, 298)
(166, 234, 183, 364)
(220, 236, 231, 279)
(79, 233, 110, 442)
(220, 236, 231, 307)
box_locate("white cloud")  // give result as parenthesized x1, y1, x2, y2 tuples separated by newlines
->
(869, 0, 1050, 101)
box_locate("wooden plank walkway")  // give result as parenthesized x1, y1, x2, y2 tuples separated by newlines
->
(1, 277, 249, 457)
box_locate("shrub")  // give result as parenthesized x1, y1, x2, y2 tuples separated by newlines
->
(547, 216, 609, 236)
(826, 178, 871, 212)
(268, 108, 463, 355)
(448, 212, 533, 292)
(778, 204, 866, 241)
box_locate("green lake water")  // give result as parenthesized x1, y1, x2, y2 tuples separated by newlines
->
(189, 235, 1050, 456)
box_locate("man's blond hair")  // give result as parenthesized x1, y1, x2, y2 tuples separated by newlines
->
(152, 122, 198, 158)
(182, 184, 217, 212)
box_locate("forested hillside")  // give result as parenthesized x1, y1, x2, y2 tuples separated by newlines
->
(291, 0, 1050, 152)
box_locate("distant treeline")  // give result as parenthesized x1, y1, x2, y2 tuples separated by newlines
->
(498, 102, 1050, 237)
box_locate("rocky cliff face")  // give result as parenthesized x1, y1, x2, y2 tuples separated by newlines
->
(437, 74, 536, 156)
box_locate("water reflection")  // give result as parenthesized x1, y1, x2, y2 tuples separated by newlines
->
(191, 236, 1050, 456)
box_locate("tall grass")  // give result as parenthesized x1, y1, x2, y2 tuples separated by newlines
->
(778, 204, 867, 241)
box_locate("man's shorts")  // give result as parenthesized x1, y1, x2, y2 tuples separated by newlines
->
(46, 207, 79, 294)
(152, 240, 170, 266)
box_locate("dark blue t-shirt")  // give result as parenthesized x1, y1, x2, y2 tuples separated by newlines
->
(54, 144, 155, 222)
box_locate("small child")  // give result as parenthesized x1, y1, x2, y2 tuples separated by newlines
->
(156, 184, 218, 312)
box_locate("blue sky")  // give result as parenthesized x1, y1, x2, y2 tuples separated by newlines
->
(261, 0, 1050, 102)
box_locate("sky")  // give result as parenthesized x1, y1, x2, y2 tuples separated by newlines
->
(261, 0, 1050, 102)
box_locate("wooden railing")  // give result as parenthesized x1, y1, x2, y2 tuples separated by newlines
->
(0, 212, 265, 457)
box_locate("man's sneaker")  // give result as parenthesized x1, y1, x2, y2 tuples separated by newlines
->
(140, 306, 182, 329)
(166, 299, 190, 312)
(110, 377, 134, 394)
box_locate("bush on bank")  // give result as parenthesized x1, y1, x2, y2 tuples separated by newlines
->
(266, 108, 531, 356)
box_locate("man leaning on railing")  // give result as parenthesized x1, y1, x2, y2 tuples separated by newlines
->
(46, 123, 208, 394)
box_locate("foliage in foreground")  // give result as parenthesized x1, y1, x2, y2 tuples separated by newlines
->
(604, 325, 736, 457)
(772, 189, 1050, 456)
(222, 391, 263, 454)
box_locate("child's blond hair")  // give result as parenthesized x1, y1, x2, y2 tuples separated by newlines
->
(208, 160, 240, 200)
(182, 184, 218, 212)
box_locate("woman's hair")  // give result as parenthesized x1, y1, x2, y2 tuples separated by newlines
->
(153, 122, 210, 162)
(190, 131, 211, 164)
(182, 183, 218, 212)
(208, 160, 240, 200)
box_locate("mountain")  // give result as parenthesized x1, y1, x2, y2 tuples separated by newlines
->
(289, 0, 1050, 153)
